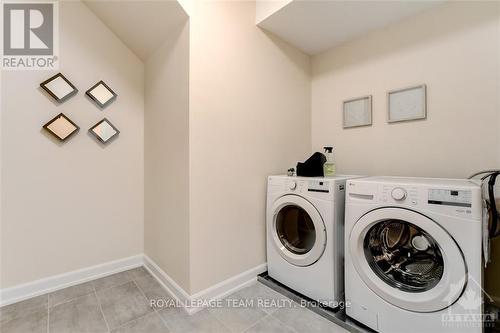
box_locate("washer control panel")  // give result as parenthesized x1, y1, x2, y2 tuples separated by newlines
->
(376, 185, 476, 217)
(428, 189, 472, 208)
(381, 185, 419, 205)
(345, 177, 481, 220)
(391, 187, 407, 201)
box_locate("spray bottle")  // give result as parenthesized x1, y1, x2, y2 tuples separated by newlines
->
(323, 146, 336, 177)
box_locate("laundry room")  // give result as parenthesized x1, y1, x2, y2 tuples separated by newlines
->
(0, 1, 499, 333)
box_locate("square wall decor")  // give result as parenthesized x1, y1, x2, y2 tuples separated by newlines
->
(343, 95, 372, 128)
(86, 81, 117, 109)
(40, 73, 78, 103)
(43, 113, 79, 142)
(388, 84, 426, 123)
(89, 118, 120, 144)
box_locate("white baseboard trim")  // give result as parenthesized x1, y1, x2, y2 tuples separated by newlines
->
(1, 253, 267, 316)
(143, 255, 190, 305)
(0, 255, 143, 307)
(188, 263, 267, 314)
(143, 254, 267, 315)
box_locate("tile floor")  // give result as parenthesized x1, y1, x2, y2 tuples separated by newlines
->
(0, 267, 349, 333)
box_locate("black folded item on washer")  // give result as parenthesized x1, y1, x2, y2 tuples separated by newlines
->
(296, 152, 326, 177)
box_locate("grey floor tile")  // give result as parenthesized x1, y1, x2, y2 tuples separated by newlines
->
(236, 283, 295, 314)
(208, 297, 267, 333)
(0, 294, 48, 324)
(158, 307, 230, 333)
(244, 315, 296, 333)
(0, 308, 48, 333)
(273, 305, 349, 333)
(92, 271, 133, 291)
(49, 293, 108, 333)
(112, 312, 169, 333)
(97, 281, 152, 330)
(49, 281, 95, 307)
(133, 273, 173, 309)
(1, 272, 351, 333)
(128, 267, 150, 280)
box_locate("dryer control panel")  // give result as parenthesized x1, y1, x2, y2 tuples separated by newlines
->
(307, 180, 330, 193)
(286, 179, 333, 194)
(267, 176, 351, 201)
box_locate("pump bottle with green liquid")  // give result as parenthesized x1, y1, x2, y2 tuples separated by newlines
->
(323, 146, 336, 177)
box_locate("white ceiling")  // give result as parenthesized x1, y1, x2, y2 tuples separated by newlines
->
(84, 0, 188, 61)
(257, 0, 444, 55)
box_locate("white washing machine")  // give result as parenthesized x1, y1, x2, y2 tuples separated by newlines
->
(267, 175, 359, 307)
(345, 176, 483, 333)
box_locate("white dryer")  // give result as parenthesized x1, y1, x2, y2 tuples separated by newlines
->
(267, 175, 359, 307)
(345, 176, 483, 333)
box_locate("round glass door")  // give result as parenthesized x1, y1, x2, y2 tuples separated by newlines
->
(349, 207, 467, 313)
(276, 205, 316, 255)
(271, 195, 326, 267)
(364, 219, 444, 293)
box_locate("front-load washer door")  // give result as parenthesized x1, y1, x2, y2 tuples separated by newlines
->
(271, 195, 326, 267)
(349, 207, 467, 313)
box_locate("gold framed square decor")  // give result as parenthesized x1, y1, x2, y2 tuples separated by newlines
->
(40, 73, 78, 103)
(89, 118, 120, 144)
(43, 113, 79, 142)
(86, 81, 117, 109)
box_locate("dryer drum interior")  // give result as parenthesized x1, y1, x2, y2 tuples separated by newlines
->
(276, 205, 317, 255)
(364, 219, 444, 292)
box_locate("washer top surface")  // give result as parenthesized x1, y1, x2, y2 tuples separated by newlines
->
(349, 176, 479, 189)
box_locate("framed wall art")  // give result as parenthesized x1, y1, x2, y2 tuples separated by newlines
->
(343, 95, 372, 128)
(388, 84, 426, 123)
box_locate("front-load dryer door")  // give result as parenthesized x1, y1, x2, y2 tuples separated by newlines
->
(271, 195, 326, 267)
(349, 207, 467, 313)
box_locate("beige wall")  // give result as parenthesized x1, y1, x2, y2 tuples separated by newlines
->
(144, 22, 191, 292)
(0, 1, 144, 288)
(255, 0, 291, 24)
(188, 1, 311, 293)
(311, 1, 500, 179)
